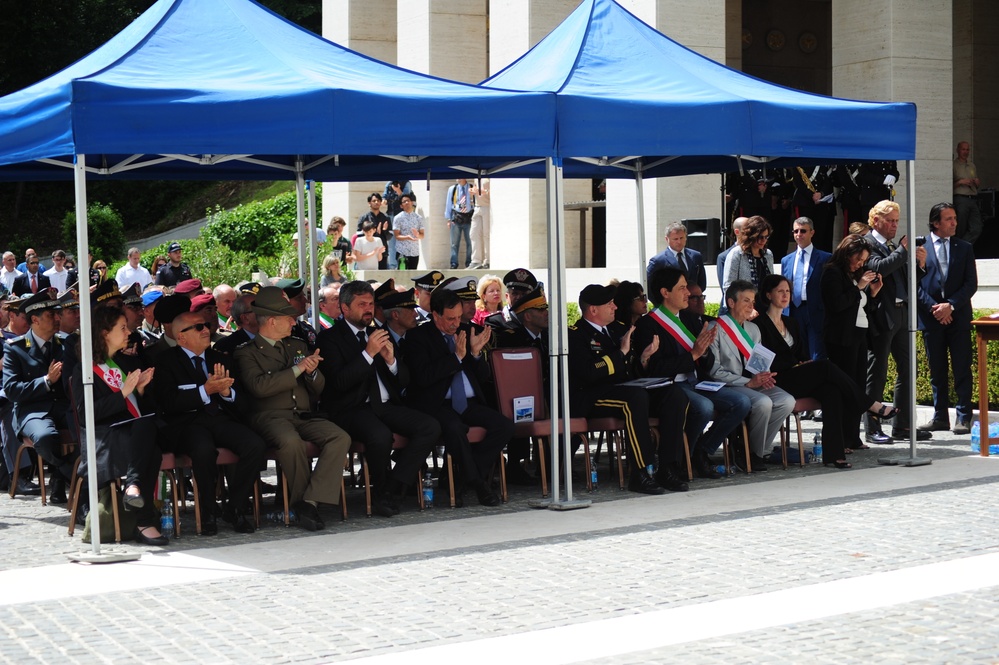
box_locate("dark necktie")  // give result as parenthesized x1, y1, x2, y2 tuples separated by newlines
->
(886, 238, 896, 251)
(676, 251, 688, 275)
(445, 334, 468, 414)
(41, 341, 50, 366)
(356, 330, 366, 346)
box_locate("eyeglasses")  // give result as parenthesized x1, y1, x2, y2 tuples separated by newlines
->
(633, 294, 648, 302)
(95, 265, 107, 270)
(687, 295, 706, 301)
(28, 262, 38, 266)
(792, 229, 810, 235)
(756, 235, 770, 241)
(179, 322, 207, 333)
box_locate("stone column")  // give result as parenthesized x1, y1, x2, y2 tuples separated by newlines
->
(954, 0, 999, 192)
(607, 0, 737, 288)
(833, 0, 953, 221)
(488, 0, 585, 274)
(321, 0, 397, 239)
(396, 0, 488, 271)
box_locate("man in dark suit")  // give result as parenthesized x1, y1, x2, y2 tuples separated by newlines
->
(916, 203, 978, 435)
(12, 256, 51, 297)
(1, 289, 74, 502)
(318, 281, 439, 517)
(646, 222, 706, 291)
(404, 287, 513, 507)
(567, 284, 682, 494)
(780, 217, 831, 360)
(864, 199, 929, 443)
(154, 311, 266, 534)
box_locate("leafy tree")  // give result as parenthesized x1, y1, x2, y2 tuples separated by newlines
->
(62, 202, 127, 264)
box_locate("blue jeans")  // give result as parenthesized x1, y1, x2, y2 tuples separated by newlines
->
(387, 235, 398, 270)
(677, 380, 752, 455)
(449, 221, 471, 269)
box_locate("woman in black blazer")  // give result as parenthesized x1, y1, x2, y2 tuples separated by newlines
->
(73, 305, 165, 545)
(756, 273, 897, 468)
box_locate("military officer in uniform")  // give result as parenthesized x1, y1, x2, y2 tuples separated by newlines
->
(278, 278, 318, 352)
(233, 287, 351, 531)
(411, 271, 446, 324)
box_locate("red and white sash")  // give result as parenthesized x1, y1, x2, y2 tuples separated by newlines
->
(94, 359, 141, 418)
(716, 314, 754, 360)
(649, 305, 695, 351)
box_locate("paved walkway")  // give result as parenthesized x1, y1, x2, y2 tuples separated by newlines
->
(2, 407, 998, 663)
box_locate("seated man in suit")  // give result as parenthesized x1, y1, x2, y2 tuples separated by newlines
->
(233, 287, 351, 531)
(1, 289, 75, 502)
(318, 281, 439, 517)
(916, 202, 978, 435)
(708, 280, 795, 470)
(154, 311, 266, 534)
(12, 256, 51, 297)
(780, 217, 831, 360)
(646, 222, 707, 292)
(634, 268, 751, 480)
(380, 288, 419, 350)
(567, 284, 686, 494)
(404, 287, 513, 507)
(213, 293, 258, 356)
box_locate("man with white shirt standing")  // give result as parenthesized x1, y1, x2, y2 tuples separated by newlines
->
(115, 247, 152, 292)
(0, 252, 22, 294)
(916, 203, 978, 435)
(780, 217, 830, 360)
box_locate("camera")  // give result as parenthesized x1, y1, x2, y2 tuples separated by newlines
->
(914, 236, 926, 247)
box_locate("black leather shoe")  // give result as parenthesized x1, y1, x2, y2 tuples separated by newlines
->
(953, 419, 972, 435)
(293, 500, 325, 531)
(692, 449, 723, 479)
(865, 432, 894, 445)
(893, 428, 932, 441)
(473, 481, 500, 507)
(123, 486, 145, 511)
(917, 419, 949, 432)
(49, 478, 67, 505)
(15, 477, 41, 496)
(134, 526, 169, 547)
(654, 468, 689, 492)
(628, 470, 667, 495)
(505, 461, 537, 486)
(222, 505, 255, 534)
(372, 497, 397, 518)
(748, 454, 770, 472)
(200, 515, 218, 536)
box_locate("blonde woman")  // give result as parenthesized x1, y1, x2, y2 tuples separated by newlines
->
(472, 274, 503, 327)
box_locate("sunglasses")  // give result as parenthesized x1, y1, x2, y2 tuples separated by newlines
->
(179, 322, 207, 333)
(633, 294, 648, 302)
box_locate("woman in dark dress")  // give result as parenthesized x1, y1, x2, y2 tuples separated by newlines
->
(74, 305, 166, 545)
(755, 274, 897, 468)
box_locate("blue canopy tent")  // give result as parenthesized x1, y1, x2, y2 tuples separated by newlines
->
(479, 0, 925, 480)
(0, 0, 559, 554)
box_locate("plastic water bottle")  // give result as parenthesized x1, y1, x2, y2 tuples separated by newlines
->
(422, 472, 435, 509)
(971, 421, 981, 450)
(714, 464, 729, 477)
(160, 501, 174, 534)
(812, 434, 823, 462)
(589, 456, 599, 489)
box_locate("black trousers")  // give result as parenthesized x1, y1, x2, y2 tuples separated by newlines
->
(586, 385, 656, 472)
(335, 402, 440, 491)
(867, 305, 911, 431)
(433, 401, 513, 484)
(648, 384, 691, 467)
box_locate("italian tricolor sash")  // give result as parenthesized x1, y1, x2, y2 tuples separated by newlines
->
(94, 359, 141, 418)
(716, 314, 754, 360)
(319, 312, 335, 329)
(218, 312, 234, 332)
(649, 306, 695, 351)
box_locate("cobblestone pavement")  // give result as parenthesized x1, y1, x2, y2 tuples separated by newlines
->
(1, 407, 998, 663)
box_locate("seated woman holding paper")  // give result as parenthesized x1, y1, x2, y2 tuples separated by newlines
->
(755, 274, 898, 469)
(73, 305, 166, 545)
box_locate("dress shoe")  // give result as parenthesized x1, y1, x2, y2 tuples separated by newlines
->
(293, 500, 325, 531)
(222, 504, 255, 534)
(865, 432, 894, 445)
(200, 515, 219, 536)
(372, 497, 397, 518)
(15, 477, 41, 496)
(654, 467, 689, 492)
(628, 470, 667, 495)
(123, 485, 145, 511)
(505, 461, 537, 486)
(953, 419, 972, 435)
(917, 419, 950, 432)
(692, 449, 722, 479)
(49, 478, 67, 505)
(473, 481, 500, 507)
(134, 526, 169, 547)
(893, 428, 932, 441)
(749, 454, 770, 472)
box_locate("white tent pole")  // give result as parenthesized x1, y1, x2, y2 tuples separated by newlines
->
(905, 159, 921, 460)
(294, 163, 307, 288)
(307, 179, 319, 328)
(74, 155, 101, 555)
(545, 158, 563, 502)
(635, 163, 647, 288)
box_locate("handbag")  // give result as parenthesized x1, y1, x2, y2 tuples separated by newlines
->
(452, 210, 473, 225)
